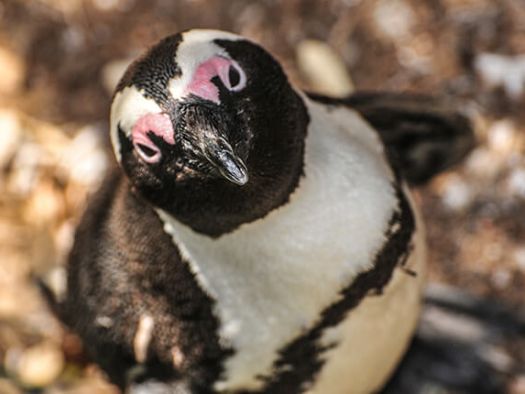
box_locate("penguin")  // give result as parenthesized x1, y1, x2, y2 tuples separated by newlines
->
(53, 29, 474, 394)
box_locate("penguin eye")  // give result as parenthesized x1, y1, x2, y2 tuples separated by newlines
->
(229, 66, 240, 87)
(226, 63, 246, 92)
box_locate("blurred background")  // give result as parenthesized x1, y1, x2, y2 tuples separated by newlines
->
(0, 0, 524, 393)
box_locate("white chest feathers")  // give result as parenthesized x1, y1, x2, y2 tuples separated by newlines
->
(157, 100, 400, 391)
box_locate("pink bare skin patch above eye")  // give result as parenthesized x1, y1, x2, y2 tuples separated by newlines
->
(131, 113, 175, 163)
(186, 56, 246, 104)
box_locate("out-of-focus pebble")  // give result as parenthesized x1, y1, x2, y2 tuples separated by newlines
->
(23, 180, 65, 226)
(296, 40, 354, 97)
(397, 44, 433, 73)
(42, 266, 67, 303)
(0, 284, 34, 318)
(101, 57, 134, 94)
(491, 268, 512, 289)
(475, 53, 525, 100)
(440, 175, 473, 211)
(7, 143, 46, 197)
(507, 168, 525, 198)
(35, 0, 84, 14)
(484, 241, 503, 263)
(60, 125, 108, 188)
(513, 247, 525, 272)
(373, 0, 415, 41)
(31, 119, 71, 159)
(487, 120, 518, 154)
(92, 0, 135, 12)
(54, 220, 76, 259)
(5, 342, 64, 388)
(61, 26, 85, 53)
(0, 110, 22, 170)
(92, 0, 121, 11)
(465, 147, 503, 179)
(0, 46, 24, 95)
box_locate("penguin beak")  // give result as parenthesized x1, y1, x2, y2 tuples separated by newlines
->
(176, 103, 249, 186)
(202, 136, 249, 186)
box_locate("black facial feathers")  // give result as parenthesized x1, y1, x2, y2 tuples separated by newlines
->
(116, 34, 183, 105)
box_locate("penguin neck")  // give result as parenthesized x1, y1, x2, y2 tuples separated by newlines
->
(158, 158, 304, 237)
(151, 94, 309, 237)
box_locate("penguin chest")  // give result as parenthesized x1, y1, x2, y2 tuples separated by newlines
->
(160, 206, 425, 394)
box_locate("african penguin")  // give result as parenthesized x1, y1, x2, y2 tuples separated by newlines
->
(53, 29, 474, 394)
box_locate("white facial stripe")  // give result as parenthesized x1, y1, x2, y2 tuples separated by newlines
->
(110, 86, 163, 162)
(157, 97, 398, 391)
(168, 30, 244, 100)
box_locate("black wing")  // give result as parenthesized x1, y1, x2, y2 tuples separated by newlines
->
(308, 92, 475, 185)
(40, 170, 228, 392)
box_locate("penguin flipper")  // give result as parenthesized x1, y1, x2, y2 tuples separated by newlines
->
(307, 92, 475, 185)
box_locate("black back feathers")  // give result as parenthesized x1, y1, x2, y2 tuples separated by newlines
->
(308, 92, 475, 185)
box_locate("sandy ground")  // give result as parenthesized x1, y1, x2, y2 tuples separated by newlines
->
(0, 0, 524, 393)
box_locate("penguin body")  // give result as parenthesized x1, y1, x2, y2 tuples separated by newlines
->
(157, 99, 423, 393)
(57, 30, 473, 394)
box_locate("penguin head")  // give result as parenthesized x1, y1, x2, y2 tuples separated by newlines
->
(110, 30, 308, 224)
